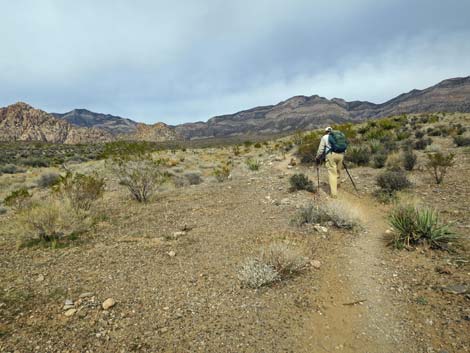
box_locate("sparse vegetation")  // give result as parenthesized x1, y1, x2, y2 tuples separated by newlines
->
(213, 164, 231, 182)
(453, 135, 470, 147)
(37, 172, 61, 188)
(293, 202, 359, 229)
(53, 172, 105, 210)
(110, 156, 167, 202)
(402, 149, 417, 171)
(376, 169, 411, 195)
(389, 205, 458, 250)
(345, 146, 370, 166)
(246, 158, 260, 171)
(4, 188, 32, 211)
(426, 152, 455, 184)
(238, 243, 308, 288)
(289, 173, 315, 192)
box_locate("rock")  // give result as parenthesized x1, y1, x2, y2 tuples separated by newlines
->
(102, 298, 116, 310)
(63, 304, 75, 311)
(159, 327, 168, 334)
(168, 251, 176, 257)
(36, 274, 45, 282)
(280, 198, 290, 205)
(173, 231, 186, 238)
(442, 284, 469, 295)
(64, 308, 77, 317)
(435, 266, 453, 275)
(64, 299, 74, 306)
(79, 292, 95, 298)
(385, 229, 393, 235)
(287, 165, 293, 169)
(311, 260, 321, 269)
(314, 225, 328, 233)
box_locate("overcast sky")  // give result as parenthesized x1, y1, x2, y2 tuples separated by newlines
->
(1, 0, 469, 124)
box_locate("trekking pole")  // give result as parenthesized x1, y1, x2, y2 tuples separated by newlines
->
(342, 161, 358, 192)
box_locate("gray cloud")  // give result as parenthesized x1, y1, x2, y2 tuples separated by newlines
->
(1, 0, 469, 124)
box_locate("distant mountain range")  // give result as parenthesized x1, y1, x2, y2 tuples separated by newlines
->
(1, 76, 469, 144)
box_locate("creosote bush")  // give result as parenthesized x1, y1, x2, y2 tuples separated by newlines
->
(238, 243, 308, 288)
(110, 156, 167, 202)
(426, 152, 455, 184)
(289, 173, 315, 192)
(53, 172, 105, 210)
(372, 153, 387, 169)
(345, 146, 370, 166)
(213, 164, 231, 182)
(389, 205, 458, 250)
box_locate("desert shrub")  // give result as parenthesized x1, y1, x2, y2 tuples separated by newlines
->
(332, 123, 357, 140)
(0, 164, 25, 174)
(17, 198, 91, 243)
(292, 202, 359, 229)
(238, 243, 308, 288)
(53, 172, 105, 210)
(246, 158, 260, 171)
(414, 138, 432, 150)
(376, 169, 410, 195)
(402, 150, 417, 171)
(415, 130, 425, 139)
(260, 243, 308, 277)
(377, 118, 399, 130)
(368, 139, 382, 154)
(110, 157, 166, 202)
(453, 136, 470, 147)
(238, 260, 279, 289)
(345, 146, 370, 166)
(0, 207, 7, 215)
(4, 188, 32, 211)
(426, 152, 455, 184)
(389, 205, 458, 250)
(184, 172, 203, 185)
(254, 142, 262, 148)
(213, 164, 231, 182)
(21, 157, 50, 168)
(232, 145, 241, 156)
(372, 153, 387, 169)
(289, 173, 315, 192)
(37, 172, 61, 188)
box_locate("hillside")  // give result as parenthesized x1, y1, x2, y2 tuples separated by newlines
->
(52, 109, 138, 135)
(175, 76, 470, 139)
(0, 103, 112, 144)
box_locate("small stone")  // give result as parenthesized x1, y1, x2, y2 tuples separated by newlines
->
(442, 284, 469, 295)
(385, 229, 393, 235)
(79, 292, 95, 298)
(314, 225, 328, 233)
(36, 274, 45, 282)
(63, 304, 75, 310)
(102, 298, 116, 310)
(287, 165, 293, 169)
(168, 251, 176, 257)
(64, 308, 77, 317)
(64, 299, 74, 306)
(159, 327, 168, 334)
(172, 231, 186, 239)
(311, 260, 321, 269)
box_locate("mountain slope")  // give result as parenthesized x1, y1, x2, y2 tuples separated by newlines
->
(175, 76, 470, 139)
(0, 103, 112, 144)
(52, 109, 138, 135)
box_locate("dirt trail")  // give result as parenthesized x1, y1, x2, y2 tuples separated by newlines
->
(276, 158, 408, 352)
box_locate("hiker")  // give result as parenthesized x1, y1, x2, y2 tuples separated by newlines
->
(315, 126, 348, 197)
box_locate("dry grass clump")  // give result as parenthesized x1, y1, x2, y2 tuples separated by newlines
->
(17, 197, 92, 244)
(238, 243, 308, 288)
(292, 201, 359, 229)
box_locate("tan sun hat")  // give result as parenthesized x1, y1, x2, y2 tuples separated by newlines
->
(325, 126, 332, 132)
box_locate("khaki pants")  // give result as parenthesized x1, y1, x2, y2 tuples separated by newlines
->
(325, 152, 344, 197)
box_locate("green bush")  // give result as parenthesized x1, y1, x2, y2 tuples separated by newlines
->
(213, 164, 231, 182)
(37, 173, 61, 188)
(4, 188, 32, 210)
(414, 138, 432, 150)
(376, 169, 411, 194)
(372, 153, 387, 169)
(292, 202, 359, 229)
(54, 172, 105, 210)
(453, 136, 470, 147)
(389, 205, 458, 250)
(426, 152, 455, 184)
(21, 157, 50, 168)
(289, 174, 315, 192)
(415, 131, 425, 139)
(402, 150, 417, 171)
(0, 164, 25, 174)
(246, 158, 260, 171)
(345, 146, 370, 166)
(110, 157, 166, 202)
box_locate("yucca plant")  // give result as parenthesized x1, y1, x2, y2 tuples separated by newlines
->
(389, 205, 458, 250)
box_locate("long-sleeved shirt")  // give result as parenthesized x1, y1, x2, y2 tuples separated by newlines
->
(316, 134, 331, 158)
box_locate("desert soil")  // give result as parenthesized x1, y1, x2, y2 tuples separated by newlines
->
(0, 146, 469, 353)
